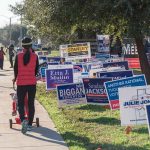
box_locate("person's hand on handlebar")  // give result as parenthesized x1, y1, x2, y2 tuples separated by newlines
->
(12, 78, 16, 84)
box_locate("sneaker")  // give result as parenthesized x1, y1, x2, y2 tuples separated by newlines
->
(27, 125, 32, 131)
(21, 120, 28, 134)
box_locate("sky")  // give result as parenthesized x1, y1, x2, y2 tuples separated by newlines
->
(0, 0, 22, 28)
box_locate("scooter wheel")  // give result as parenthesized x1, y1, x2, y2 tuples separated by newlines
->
(9, 119, 13, 128)
(36, 118, 40, 127)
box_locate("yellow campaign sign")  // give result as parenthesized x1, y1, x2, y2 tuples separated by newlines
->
(68, 46, 88, 53)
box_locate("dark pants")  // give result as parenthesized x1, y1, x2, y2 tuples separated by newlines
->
(17, 85, 36, 125)
(0, 59, 3, 69)
(9, 55, 13, 67)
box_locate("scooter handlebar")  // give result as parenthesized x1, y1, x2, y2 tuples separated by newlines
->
(12, 79, 16, 91)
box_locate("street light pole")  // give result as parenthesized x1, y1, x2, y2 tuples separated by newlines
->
(9, 17, 12, 45)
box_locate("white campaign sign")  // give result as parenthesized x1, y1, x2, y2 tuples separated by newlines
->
(48, 64, 73, 69)
(59, 44, 68, 58)
(119, 85, 150, 126)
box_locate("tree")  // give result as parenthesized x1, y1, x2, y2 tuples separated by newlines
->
(100, 0, 150, 84)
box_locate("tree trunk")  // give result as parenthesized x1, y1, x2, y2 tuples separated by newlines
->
(135, 37, 150, 84)
(77, 28, 84, 39)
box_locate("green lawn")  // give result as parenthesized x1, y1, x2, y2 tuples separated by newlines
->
(133, 69, 142, 75)
(36, 84, 150, 150)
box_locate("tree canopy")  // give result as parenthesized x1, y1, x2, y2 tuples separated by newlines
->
(10, 0, 150, 44)
(10, 0, 150, 83)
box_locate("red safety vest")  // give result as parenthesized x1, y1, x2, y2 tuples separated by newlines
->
(16, 49, 37, 86)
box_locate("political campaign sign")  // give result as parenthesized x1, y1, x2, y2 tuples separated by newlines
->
(73, 72, 82, 83)
(40, 67, 47, 78)
(104, 75, 147, 110)
(65, 62, 72, 64)
(89, 68, 107, 77)
(145, 104, 150, 136)
(59, 44, 68, 58)
(97, 35, 110, 53)
(82, 62, 103, 73)
(60, 42, 91, 60)
(43, 51, 49, 55)
(37, 51, 43, 56)
(38, 56, 47, 64)
(119, 86, 150, 126)
(36, 62, 48, 80)
(106, 56, 124, 63)
(97, 70, 133, 80)
(81, 72, 89, 78)
(48, 62, 59, 65)
(123, 38, 140, 69)
(124, 58, 140, 69)
(46, 68, 73, 90)
(57, 83, 86, 107)
(123, 38, 138, 58)
(83, 78, 112, 105)
(68, 42, 91, 58)
(48, 64, 73, 69)
(47, 57, 61, 63)
(103, 61, 129, 70)
(82, 63, 92, 72)
(73, 65, 83, 73)
(95, 53, 110, 61)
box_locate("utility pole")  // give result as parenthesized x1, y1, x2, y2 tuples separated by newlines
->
(9, 17, 12, 45)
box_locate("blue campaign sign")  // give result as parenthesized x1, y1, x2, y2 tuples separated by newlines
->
(48, 62, 59, 65)
(65, 62, 72, 64)
(37, 62, 48, 79)
(40, 67, 47, 78)
(83, 78, 112, 105)
(46, 68, 74, 90)
(145, 104, 150, 136)
(39, 56, 47, 62)
(97, 70, 133, 80)
(95, 53, 110, 60)
(57, 83, 86, 107)
(104, 75, 147, 110)
(103, 61, 129, 70)
(82, 63, 92, 72)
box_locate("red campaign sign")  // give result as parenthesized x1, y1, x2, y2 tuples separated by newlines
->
(110, 100, 120, 110)
(125, 58, 140, 69)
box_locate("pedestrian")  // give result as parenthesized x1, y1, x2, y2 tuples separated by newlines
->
(13, 37, 39, 134)
(8, 44, 15, 68)
(0, 47, 5, 70)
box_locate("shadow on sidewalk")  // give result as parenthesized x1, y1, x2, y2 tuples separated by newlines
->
(26, 126, 67, 146)
(11, 126, 67, 147)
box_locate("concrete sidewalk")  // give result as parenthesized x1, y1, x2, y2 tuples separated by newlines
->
(0, 59, 69, 150)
